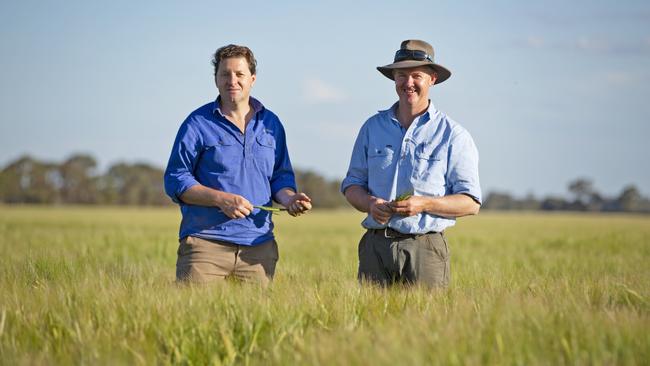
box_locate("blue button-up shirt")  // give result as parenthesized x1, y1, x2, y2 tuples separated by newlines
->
(164, 97, 296, 245)
(341, 102, 481, 234)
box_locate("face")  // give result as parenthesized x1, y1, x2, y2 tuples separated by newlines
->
(393, 66, 437, 108)
(215, 57, 256, 105)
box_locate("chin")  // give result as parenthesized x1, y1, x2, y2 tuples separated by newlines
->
(404, 97, 420, 105)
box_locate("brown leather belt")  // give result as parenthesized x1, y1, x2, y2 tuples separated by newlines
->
(369, 228, 438, 239)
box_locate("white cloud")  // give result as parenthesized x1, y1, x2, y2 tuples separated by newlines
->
(302, 77, 347, 103)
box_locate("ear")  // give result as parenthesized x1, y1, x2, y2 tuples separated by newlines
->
(430, 72, 438, 85)
(251, 73, 257, 86)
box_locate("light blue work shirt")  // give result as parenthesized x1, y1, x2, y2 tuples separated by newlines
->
(341, 102, 481, 234)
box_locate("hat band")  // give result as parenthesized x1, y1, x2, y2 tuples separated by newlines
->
(394, 49, 432, 63)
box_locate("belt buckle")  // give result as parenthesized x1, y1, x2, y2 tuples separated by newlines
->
(383, 227, 398, 239)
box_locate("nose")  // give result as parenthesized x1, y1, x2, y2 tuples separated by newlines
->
(398, 75, 414, 87)
(227, 73, 237, 85)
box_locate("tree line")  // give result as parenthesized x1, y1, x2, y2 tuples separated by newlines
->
(482, 178, 650, 213)
(0, 154, 347, 207)
(1, 154, 648, 213)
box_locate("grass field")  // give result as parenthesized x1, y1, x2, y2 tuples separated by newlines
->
(0, 206, 648, 365)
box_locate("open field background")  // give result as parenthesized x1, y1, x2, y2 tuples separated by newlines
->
(0, 206, 648, 365)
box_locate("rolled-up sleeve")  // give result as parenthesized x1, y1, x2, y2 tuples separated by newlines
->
(164, 120, 202, 204)
(341, 124, 369, 194)
(269, 123, 297, 195)
(447, 128, 482, 204)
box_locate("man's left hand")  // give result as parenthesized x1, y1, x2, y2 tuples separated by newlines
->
(389, 196, 430, 217)
(286, 192, 313, 217)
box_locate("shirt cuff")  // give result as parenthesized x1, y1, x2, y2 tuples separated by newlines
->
(340, 177, 367, 194)
(271, 178, 297, 197)
(169, 179, 199, 204)
(451, 183, 482, 205)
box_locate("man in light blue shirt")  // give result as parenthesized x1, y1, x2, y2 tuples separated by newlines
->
(341, 40, 481, 288)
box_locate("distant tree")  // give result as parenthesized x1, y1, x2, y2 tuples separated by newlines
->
(617, 185, 643, 212)
(520, 193, 541, 211)
(59, 154, 98, 204)
(586, 192, 605, 211)
(0, 155, 60, 203)
(129, 163, 168, 205)
(0, 156, 33, 203)
(482, 192, 540, 211)
(640, 198, 650, 213)
(567, 178, 597, 209)
(541, 196, 567, 211)
(483, 192, 515, 210)
(294, 169, 347, 208)
(100, 162, 169, 205)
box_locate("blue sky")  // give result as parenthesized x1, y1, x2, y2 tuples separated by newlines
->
(1, 0, 649, 197)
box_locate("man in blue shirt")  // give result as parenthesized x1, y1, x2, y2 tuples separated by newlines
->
(164, 44, 312, 285)
(341, 40, 481, 288)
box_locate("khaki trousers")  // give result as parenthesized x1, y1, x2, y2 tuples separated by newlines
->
(358, 229, 450, 288)
(176, 236, 278, 286)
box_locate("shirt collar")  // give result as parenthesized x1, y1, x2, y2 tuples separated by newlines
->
(213, 96, 264, 117)
(380, 100, 437, 124)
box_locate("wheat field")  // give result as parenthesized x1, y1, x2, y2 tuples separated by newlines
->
(0, 206, 648, 365)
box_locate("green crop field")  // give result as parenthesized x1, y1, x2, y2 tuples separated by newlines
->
(0, 206, 648, 365)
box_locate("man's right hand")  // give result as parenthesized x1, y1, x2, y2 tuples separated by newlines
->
(217, 193, 254, 219)
(369, 197, 393, 225)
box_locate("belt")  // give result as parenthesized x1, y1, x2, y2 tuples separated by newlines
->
(369, 228, 438, 239)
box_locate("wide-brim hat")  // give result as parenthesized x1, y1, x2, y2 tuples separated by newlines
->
(377, 39, 451, 84)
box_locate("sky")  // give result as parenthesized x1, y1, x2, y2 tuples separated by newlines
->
(1, 0, 649, 198)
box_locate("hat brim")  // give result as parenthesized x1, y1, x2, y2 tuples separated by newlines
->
(376, 60, 451, 84)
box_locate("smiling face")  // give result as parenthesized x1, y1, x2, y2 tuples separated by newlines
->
(215, 57, 256, 106)
(393, 66, 437, 110)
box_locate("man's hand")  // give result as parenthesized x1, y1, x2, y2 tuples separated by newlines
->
(274, 189, 313, 217)
(285, 192, 312, 216)
(217, 192, 254, 219)
(369, 197, 393, 225)
(389, 196, 430, 217)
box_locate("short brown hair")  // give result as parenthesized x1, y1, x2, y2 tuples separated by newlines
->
(212, 44, 257, 76)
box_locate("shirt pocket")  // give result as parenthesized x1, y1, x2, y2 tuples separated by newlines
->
(412, 143, 447, 192)
(367, 145, 395, 187)
(253, 133, 276, 176)
(202, 137, 239, 174)
(368, 145, 395, 170)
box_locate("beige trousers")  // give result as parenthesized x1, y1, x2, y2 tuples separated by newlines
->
(176, 235, 279, 286)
